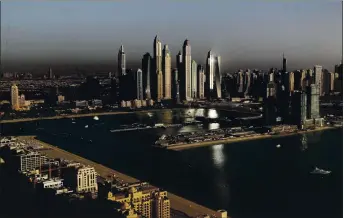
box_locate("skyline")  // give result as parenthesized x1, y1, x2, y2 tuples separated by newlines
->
(1, 1, 343, 73)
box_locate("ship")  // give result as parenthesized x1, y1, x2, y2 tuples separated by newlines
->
(311, 167, 331, 175)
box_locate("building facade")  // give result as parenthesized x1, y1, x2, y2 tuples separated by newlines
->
(182, 39, 192, 101)
(17, 152, 47, 172)
(153, 36, 164, 101)
(11, 84, 19, 110)
(136, 69, 143, 100)
(197, 65, 205, 99)
(314, 65, 323, 95)
(63, 166, 98, 193)
(142, 53, 152, 99)
(163, 45, 172, 99)
(191, 60, 198, 99)
(118, 45, 126, 77)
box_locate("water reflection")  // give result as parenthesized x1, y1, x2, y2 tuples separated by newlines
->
(208, 109, 218, 119)
(301, 134, 308, 151)
(195, 108, 205, 117)
(212, 144, 225, 168)
(209, 123, 220, 130)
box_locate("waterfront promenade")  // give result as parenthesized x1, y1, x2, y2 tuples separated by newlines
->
(167, 126, 337, 151)
(0, 109, 164, 124)
(18, 136, 220, 218)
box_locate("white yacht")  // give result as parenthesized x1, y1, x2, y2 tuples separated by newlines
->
(311, 167, 331, 175)
(93, 116, 99, 121)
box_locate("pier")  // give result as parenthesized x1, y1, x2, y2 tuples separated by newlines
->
(17, 136, 220, 218)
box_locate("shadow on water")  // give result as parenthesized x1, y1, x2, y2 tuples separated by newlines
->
(1, 110, 343, 218)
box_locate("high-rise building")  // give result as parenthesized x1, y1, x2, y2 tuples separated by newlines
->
(197, 65, 205, 99)
(142, 53, 152, 99)
(16, 152, 48, 172)
(244, 69, 251, 96)
(63, 166, 98, 193)
(237, 70, 244, 94)
(108, 187, 170, 218)
(191, 60, 198, 99)
(289, 72, 294, 92)
(322, 70, 331, 95)
(154, 190, 171, 218)
(163, 45, 171, 99)
(205, 51, 214, 98)
(172, 68, 180, 104)
(282, 53, 287, 72)
(205, 51, 221, 99)
(306, 84, 320, 119)
(314, 65, 323, 94)
(153, 36, 164, 101)
(182, 39, 192, 101)
(214, 56, 222, 99)
(291, 91, 307, 127)
(48, 68, 54, 79)
(118, 45, 126, 77)
(11, 84, 19, 110)
(136, 69, 143, 100)
(330, 72, 335, 92)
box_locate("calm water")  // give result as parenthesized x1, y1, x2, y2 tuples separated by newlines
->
(2, 108, 342, 218)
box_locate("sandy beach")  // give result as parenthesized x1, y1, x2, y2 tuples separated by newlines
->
(168, 126, 338, 151)
(17, 136, 220, 218)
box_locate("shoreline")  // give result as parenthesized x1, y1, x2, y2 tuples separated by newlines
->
(17, 135, 220, 218)
(167, 126, 339, 151)
(0, 109, 169, 124)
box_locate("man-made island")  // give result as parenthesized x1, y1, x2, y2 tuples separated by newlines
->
(0, 135, 227, 218)
(154, 125, 341, 151)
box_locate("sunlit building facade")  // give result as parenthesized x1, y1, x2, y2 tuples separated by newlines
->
(163, 45, 171, 99)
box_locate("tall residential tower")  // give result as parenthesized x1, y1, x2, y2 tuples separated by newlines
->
(163, 45, 172, 99)
(153, 36, 164, 101)
(117, 45, 126, 77)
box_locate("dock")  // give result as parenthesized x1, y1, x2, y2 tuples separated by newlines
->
(17, 136, 220, 218)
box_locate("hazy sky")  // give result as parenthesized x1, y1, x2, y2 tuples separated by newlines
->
(1, 0, 343, 72)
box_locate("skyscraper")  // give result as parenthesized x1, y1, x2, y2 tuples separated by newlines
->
(182, 39, 192, 101)
(291, 91, 307, 127)
(205, 51, 221, 99)
(153, 36, 163, 101)
(142, 53, 152, 99)
(214, 56, 222, 98)
(314, 65, 323, 94)
(307, 84, 320, 119)
(172, 68, 180, 104)
(282, 53, 287, 72)
(244, 69, 251, 96)
(11, 84, 19, 110)
(163, 45, 171, 99)
(191, 60, 198, 99)
(136, 69, 143, 100)
(117, 45, 126, 77)
(48, 68, 54, 79)
(197, 65, 205, 99)
(205, 51, 214, 98)
(289, 72, 294, 92)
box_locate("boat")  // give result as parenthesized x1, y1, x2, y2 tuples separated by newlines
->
(311, 167, 331, 175)
(85, 125, 89, 128)
(276, 144, 281, 148)
(93, 116, 99, 121)
(72, 122, 76, 124)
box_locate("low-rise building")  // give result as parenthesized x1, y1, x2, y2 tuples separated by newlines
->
(63, 165, 98, 193)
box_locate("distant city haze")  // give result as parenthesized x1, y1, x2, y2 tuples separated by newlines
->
(1, 1, 342, 74)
